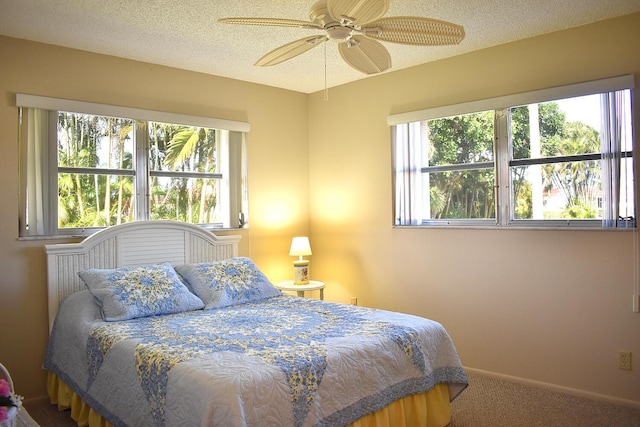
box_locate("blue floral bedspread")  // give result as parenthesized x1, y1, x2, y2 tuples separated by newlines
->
(46, 292, 467, 427)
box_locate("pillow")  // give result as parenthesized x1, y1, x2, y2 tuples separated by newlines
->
(79, 261, 204, 321)
(175, 257, 280, 309)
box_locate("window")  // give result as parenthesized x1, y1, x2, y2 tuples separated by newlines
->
(391, 76, 635, 228)
(18, 95, 249, 237)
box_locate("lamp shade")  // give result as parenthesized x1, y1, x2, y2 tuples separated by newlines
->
(289, 236, 312, 258)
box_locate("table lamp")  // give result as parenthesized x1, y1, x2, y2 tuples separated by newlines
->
(289, 236, 312, 284)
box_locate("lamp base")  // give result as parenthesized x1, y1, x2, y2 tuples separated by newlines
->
(293, 260, 310, 284)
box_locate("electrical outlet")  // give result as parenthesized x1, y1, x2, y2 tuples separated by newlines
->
(619, 351, 632, 370)
(350, 297, 358, 306)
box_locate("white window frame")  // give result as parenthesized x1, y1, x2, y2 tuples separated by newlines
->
(389, 75, 636, 229)
(17, 94, 250, 237)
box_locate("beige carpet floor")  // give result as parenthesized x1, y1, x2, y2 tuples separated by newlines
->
(449, 372, 640, 426)
(22, 372, 640, 426)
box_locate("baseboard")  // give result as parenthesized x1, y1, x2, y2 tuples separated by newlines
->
(464, 367, 640, 409)
(22, 395, 49, 406)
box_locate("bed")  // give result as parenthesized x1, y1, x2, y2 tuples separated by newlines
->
(44, 220, 468, 427)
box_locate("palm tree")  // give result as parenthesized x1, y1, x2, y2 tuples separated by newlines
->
(150, 124, 218, 223)
(57, 113, 134, 228)
(542, 121, 601, 218)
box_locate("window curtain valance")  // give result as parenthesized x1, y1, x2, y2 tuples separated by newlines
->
(387, 75, 635, 126)
(16, 94, 250, 132)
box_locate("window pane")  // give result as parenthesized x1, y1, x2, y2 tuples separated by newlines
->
(510, 91, 634, 225)
(150, 176, 221, 225)
(57, 112, 135, 229)
(424, 169, 495, 219)
(149, 122, 218, 173)
(511, 160, 602, 220)
(511, 96, 601, 161)
(427, 111, 494, 166)
(58, 174, 134, 227)
(58, 112, 134, 169)
(422, 111, 495, 221)
(148, 122, 223, 225)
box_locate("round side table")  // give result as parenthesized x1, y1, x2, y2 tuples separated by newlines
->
(275, 280, 325, 300)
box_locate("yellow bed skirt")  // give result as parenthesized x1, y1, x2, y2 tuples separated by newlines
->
(47, 372, 451, 427)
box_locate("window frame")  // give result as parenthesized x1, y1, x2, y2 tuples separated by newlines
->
(390, 75, 636, 229)
(17, 94, 250, 237)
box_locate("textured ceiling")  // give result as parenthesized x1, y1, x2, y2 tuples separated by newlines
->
(1, 0, 639, 93)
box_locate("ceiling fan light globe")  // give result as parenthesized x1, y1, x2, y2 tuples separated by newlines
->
(326, 25, 352, 41)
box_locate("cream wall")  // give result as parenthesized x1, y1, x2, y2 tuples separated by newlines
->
(0, 36, 309, 398)
(308, 13, 640, 404)
(1, 11, 640, 407)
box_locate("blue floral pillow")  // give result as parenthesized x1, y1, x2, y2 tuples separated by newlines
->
(79, 261, 204, 321)
(175, 257, 280, 309)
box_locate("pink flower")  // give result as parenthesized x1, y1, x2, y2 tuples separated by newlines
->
(0, 379, 9, 396)
(0, 375, 22, 420)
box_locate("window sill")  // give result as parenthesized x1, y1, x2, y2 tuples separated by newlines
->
(392, 225, 636, 232)
(19, 225, 249, 241)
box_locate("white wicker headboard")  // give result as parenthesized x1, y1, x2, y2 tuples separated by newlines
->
(45, 220, 241, 331)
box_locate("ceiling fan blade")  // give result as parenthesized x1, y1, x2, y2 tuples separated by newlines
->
(338, 36, 391, 74)
(255, 36, 328, 67)
(218, 17, 322, 30)
(328, 0, 390, 26)
(365, 17, 465, 45)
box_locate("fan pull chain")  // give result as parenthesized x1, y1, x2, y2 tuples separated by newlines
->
(324, 42, 329, 101)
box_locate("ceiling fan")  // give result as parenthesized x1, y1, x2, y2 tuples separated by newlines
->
(218, 0, 465, 75)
